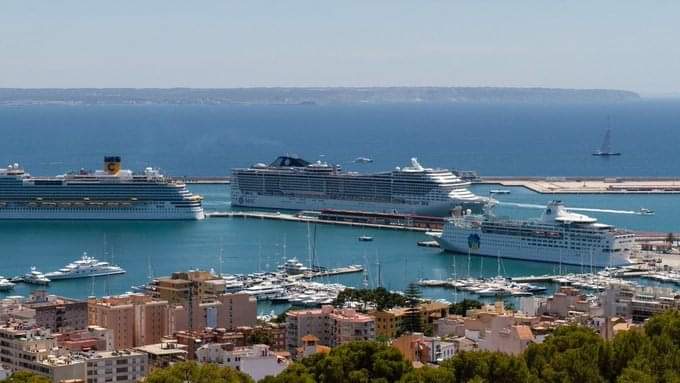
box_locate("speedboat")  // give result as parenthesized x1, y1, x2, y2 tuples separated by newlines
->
(44, 252, 125, 280)
(358, 235, 374, 242)
(639, 208, 655, 216)
(278, 258, 309, 275)
(16, 267, 51, 285)
(489, 189, 511, 195)
(353, 157, 373, 164)
(0, 277, 15, 291)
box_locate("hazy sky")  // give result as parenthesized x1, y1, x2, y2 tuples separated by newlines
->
(1, 1, 679, 93)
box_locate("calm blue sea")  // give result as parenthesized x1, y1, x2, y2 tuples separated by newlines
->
(1, 101, 680, 177)
(1, 102, 679, 311)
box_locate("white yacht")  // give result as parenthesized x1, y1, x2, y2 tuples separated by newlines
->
(15, 267, 51, 285)
(278, 258, 310, 275)
(430, 200, 636, 267)
(232, 156, 491, 216)
(0, 277, 15, 291)
(44, 253, 126, 280)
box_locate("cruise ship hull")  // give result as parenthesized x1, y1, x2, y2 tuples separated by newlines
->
(231, 192, 483, 217)
(432, 231, 632, 267)
(0, 206, 204, 220)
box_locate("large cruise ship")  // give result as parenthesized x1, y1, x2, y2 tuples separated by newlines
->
(231, 156, 490, 216)
(430, 201, 636, 267)
(0, 156, 204, 220)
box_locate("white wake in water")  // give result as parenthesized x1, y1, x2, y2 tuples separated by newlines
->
(498, 201, 639, 215)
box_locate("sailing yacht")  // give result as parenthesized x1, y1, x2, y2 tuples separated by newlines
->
(593, 128, 621, 156)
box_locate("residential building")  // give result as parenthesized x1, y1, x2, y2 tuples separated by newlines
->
(196, 343, 288, 381)
(392, 333, 456, 364)
(25, 292, 88, 333)
(369, 302, 450, 339)
(88, 294, 187, 349)
(84, 350, 148, 383)
(0, 321, 147, 382)
(57, 326, 114, 352)
(286, 305, 375, 354)
(135, 341, 188, 369)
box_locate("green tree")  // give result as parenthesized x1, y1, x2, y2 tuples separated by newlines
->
(397, 366, 452, 383)
(145, 361, 253, 383)
(247, 328, 275, 347)
(402, 283, 423, 334)
(1, 372, 51, 383)
(448, 299, 482, 316)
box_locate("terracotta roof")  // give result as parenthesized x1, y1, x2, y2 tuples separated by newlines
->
(301, 334, 320, 342)
(514, 325, 534, 341)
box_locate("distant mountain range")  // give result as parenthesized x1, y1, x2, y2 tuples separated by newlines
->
(0, 87, 640, 105)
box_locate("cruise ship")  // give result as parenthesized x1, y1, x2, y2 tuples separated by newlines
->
(430, 201, 636, 267)
(44, 253, 126, 280)
(231, 156, 490, 216)
(0, 156, 204, 220)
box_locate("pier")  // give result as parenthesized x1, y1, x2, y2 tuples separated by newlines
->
(476, 176, 680, 194)
(207, 211, 437, 232)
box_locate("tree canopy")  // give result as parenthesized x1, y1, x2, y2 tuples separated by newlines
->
(145, 361, 254, 383)
(332, 287, 408, 311)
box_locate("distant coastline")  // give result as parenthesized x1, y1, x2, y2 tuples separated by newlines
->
(0, 87, 640, 106)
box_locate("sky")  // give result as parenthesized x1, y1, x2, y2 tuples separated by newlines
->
(1, 1, 679, 94)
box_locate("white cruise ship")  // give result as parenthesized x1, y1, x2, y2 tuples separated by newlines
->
(231, 156, 490, 216)
(430, 201, 636, 267)
(44, 253, 126, 280)
(0, 156, 204, 220)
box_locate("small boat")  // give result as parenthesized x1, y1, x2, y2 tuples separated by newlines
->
(639, 208, 655, 216)
(16, 267, 51, 285)
(592, 128, 621, 156)
(489, 189, 511, 195)
(0, 277, 15, 291)
(353, 157, 374, 164)
(358, 235, 374, 242)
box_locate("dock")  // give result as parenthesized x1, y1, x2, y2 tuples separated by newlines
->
(207, 211, 436, 232)
(476, 176, 680, 194)
(178, 176, 231, 184)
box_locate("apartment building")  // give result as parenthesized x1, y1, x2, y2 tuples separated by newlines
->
(286, 305, 375, 353)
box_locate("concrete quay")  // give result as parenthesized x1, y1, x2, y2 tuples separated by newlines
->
(476, 176, 680, 194)
(206, 211, 433, 232)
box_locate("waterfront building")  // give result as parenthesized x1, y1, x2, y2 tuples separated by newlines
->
(231, 156, 489, 216)
(286, 305, 375, 354)
(196, 343, 289, 381)
(0, 156, 204, 220)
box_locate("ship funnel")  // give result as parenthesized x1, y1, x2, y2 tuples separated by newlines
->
(104, 156, 121, 175)
(541, 200, 565, 222)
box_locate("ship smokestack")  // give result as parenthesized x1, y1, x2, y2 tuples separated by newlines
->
(104, 156, 121, 175)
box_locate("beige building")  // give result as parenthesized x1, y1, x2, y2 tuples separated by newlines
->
(196, 343, 289, 381)
(88, 294, 176, 349)
(0, 321, 147, 383)
(369, 302, 450, 339)
(286, 305, 375, 353)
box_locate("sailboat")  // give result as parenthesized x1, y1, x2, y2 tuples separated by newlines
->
(592, 128, 621, 156)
